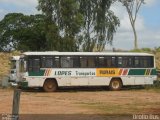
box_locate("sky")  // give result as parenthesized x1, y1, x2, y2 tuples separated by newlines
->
(0, 0, 160, 50)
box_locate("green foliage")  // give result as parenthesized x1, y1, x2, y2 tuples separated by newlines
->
(130, 49, 143, 52)
(38, 0, 83, 51)
(38, 0, 120, 52)
(141, 48, 152, 52)
(154, 80, 160, 88)
(130, 48, 152, 53)
(80, 0, 120, 51)
(1, 1, 120, 52)
(0, 13, 47, 51)
(154, 47, 160, 52)
(144, 81, 160, 91)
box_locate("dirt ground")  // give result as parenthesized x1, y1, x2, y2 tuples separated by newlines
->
(0, 87, 160, 120)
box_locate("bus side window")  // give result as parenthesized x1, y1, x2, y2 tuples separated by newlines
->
(33, 59, 40, 72)
(98, 57, 106, 68)
(28, 57, 40, 72)
(41, 56, 53, 68)
(134, 57, 140, 68)
(87, 57, 96, 68)
(148, 56, 154, 68)
(72, 56, 80, 68)
(139, 57, 146, 68)
(106, 57, 116, 67)
(80, 57, 87, 68)
(118, 57, 133, 68)
(106, 57, 112, 67)
(128, 57, 133, 67)
(54, 56, 60, 68)
(140, 56, 153, 68)
(118, 57, 123, 67)
(61, 56, 73, 68)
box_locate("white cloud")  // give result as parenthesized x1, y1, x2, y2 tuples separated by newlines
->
(0, 0, 38, 7)
(0, 9, 6, 13)
(118, 14, 145, 33)
(112, 29, 160, 50)
(145, 0, 157, 7)
(138, 30, 160, 48)
(111, 1, 145, 31)
(0, 0, 39, 20)
(0, 9, 8, 20)
(155, 33, 160, 40)
(109, 1, 160, 50)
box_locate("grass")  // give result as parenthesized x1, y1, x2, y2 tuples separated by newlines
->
(78, 101, 160, 115)
(144, 81, 160, 92)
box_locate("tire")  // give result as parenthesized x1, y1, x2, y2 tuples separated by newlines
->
(109, 79, 122, 91)
(43, 79, 57, 92)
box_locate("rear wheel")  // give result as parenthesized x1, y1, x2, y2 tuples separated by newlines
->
(109, 79, 122, 91)
(43, 79, 57, 92)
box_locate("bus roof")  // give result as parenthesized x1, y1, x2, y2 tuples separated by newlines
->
(11, 56, 20, 60)
(22, 52, 154, 56)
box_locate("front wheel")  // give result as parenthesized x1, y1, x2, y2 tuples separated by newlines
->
(109, 79, 122, 91)
(43, 79, 57, 92)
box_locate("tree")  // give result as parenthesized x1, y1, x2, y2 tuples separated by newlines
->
(79, 0, 120, 51)
(38, 0, 83, 51)
(119, 0, 145, 49)
(37, 0, 120, 52)
(0, 13, 47, 51)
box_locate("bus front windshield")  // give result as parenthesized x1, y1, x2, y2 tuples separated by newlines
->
(19, 58, 26, 72)
(11, 60, 16, 69)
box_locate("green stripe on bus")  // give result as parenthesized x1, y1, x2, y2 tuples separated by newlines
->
(151, 69, 157, 75)
(19, 81, 28, 88)
(128, 69, 157, 75)
(128, 69, 146, 75)
(28, 68, 157, 76)
(28, 70, 45, 76)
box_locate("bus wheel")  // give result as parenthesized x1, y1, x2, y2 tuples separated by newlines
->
(43, 79, 57, 92)
(109, 78, 122, 91)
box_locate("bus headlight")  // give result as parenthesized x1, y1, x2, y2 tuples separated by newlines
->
(22, 78, 26, 81)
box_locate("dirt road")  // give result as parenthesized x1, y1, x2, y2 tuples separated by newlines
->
(0, 88, 160, 119)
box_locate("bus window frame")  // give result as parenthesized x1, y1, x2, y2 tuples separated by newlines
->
(117, 56, 134, 68)
(26, 55, 155, 71)
(134, 56, 154, 68)
(27, 56, 40, 72)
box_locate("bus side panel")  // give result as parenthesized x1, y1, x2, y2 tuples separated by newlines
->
(57, 77, 111, 86)
(134, 76, 154, 85)
(70, 77, 88, 86)
(88, 77, 111, 86)
(121, 76, 135, 85)
(27, 77, 45, 87)
(144, 76, 155, 85)
(56, 77, 70, 86)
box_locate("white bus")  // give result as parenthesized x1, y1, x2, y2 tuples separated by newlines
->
(9, 56, 20, 85)
(18, 52, 157, 92)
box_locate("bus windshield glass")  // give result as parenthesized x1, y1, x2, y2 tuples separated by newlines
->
(19, 58, 26, 72)
(11, 60, 16, 69)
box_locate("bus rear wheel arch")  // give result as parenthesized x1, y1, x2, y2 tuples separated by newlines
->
(109, 78, 123, 91)
(43, 78, 58, 92)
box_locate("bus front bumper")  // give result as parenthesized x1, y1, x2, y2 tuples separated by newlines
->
(18, 81, 28, 88)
